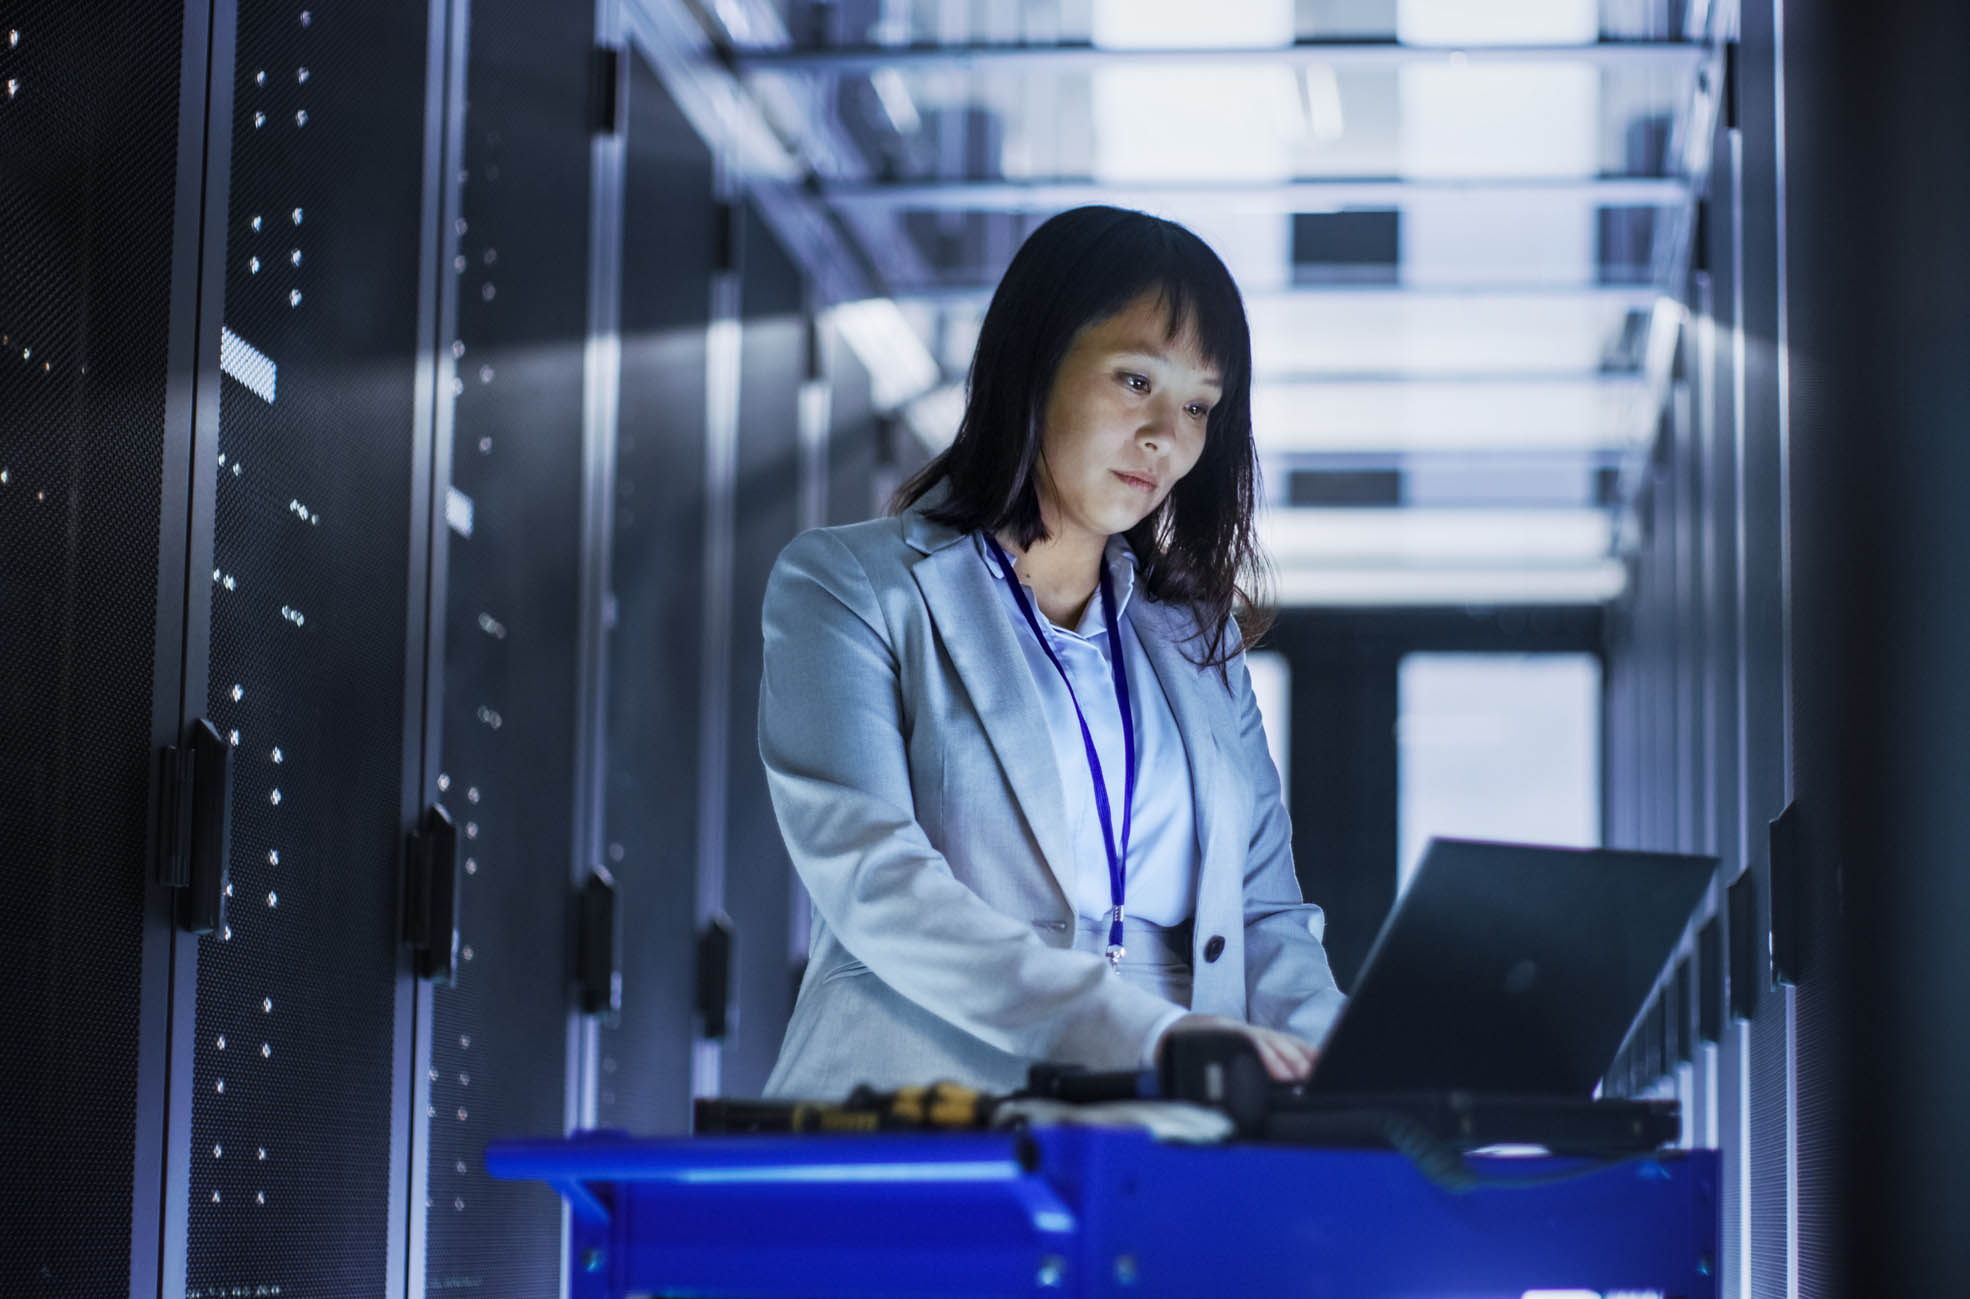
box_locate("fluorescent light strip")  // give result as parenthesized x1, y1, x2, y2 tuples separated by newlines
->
(219, 326, 276, 403)
(1253, 376, 1648, 454)
(1262, 507, 1614, 563)
(1396, 0, 1600, 46)
(1245, 292, 1636, 379)
(1272, 562, 1627, 607)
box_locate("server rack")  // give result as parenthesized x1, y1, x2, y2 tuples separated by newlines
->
(410, 0, 607, 1292)
(0, 2, 220, 1293)
(595, 44, 718, 1135)
(6, 0, 842, 1289)
(1600, 5, 1838, 1298)
(164, 0, 449, 1290)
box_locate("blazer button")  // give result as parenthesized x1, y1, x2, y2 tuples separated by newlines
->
(1203, 935, 1226, 963)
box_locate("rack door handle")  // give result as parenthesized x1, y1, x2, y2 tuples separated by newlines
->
(405, 803, 460, 983)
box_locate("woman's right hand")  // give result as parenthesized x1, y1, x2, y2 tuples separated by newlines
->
(1154, 1012, 1320, 1084)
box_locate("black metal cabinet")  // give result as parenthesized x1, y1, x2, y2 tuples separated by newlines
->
(413, 0, 602, 1291)
(1601, 12, 1823, 1299)
(173, 1, 444, 1293)
(7, 0, 802, 1290)
(0, 2, 213, 1293)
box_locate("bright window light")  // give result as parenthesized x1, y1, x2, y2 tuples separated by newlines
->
(1397, 653, 1602, 895)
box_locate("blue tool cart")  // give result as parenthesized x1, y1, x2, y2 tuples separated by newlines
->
(487, 1128, 1719, 1298)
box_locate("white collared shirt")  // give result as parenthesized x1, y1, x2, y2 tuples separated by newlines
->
(974, 532, 1202, 929)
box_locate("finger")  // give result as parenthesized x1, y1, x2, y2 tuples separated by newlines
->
(1252, 1035, 1298, 1084)
(1267, 1032, 1316, 1082)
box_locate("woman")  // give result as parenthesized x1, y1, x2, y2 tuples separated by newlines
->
(758, 206, 1343, 1100)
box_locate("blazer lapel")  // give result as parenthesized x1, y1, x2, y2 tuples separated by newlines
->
(909, 537, 1080, 907)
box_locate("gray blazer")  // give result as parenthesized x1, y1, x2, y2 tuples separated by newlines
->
(758, 484, 1345, 1099)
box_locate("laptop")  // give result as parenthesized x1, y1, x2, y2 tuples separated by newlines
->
(1253, 837, 1716, 1152)
(1303, 837, 1716, 1096)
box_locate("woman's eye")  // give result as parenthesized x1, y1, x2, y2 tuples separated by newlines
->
(1186, 403, 1211, 420)
(1121, 372, 1150, 393)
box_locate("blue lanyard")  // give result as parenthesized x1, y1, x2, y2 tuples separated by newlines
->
(984, 535, 1136, 969)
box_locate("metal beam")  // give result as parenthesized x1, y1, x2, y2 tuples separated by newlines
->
(733, 39, 1706, 77)
(888, 282, 1665, 308)
(819, 175, 1691, 214)
(621, 0, 932, 303)
(1267, 447, 1627, 467)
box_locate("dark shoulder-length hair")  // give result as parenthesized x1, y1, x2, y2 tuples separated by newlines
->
(890, 205, 1273, 680)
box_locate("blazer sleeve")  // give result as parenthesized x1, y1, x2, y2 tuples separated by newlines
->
(757, 529, 1183, 1071)
(1224, 620, 1349, 1045)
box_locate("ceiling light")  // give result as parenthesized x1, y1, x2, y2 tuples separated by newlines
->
(1261, 507, 1614, 563)
(1271, 562, 1627, 607)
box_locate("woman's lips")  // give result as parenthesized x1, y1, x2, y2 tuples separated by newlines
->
(1113, 470, 1156, 493)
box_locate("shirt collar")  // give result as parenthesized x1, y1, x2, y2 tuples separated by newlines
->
(975, 532, 1139, 635)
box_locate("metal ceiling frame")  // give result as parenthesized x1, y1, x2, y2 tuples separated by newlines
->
(817, 176, 1693, 214)
(620, 0, 935, 304)
(889, 282, 1666, 308)
(730, 39, 1706, 76)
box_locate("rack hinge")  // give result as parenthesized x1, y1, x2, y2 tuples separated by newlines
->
(154, 720, 232, 933)
(593, 44, 624, 136)
(1769, 801, 1802, 986)
(576, 865, 622, 1016)
(1722, 39, 1741, 132)
(404, 803, 460, 983)
(696, 914, 734, 1040)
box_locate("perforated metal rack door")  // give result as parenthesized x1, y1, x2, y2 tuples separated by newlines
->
(182, 3, 435, 1294)
(719, 205, 806, 1099)
(597, 52, 713, 1133)
(0, 3, 194, 1292)
(417, 0, 595, 1290)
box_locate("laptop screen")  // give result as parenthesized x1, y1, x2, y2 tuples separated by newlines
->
(1306, 838, 1716, 1095)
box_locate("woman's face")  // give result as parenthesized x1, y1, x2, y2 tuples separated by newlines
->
(1034, 289, 1222, 544)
